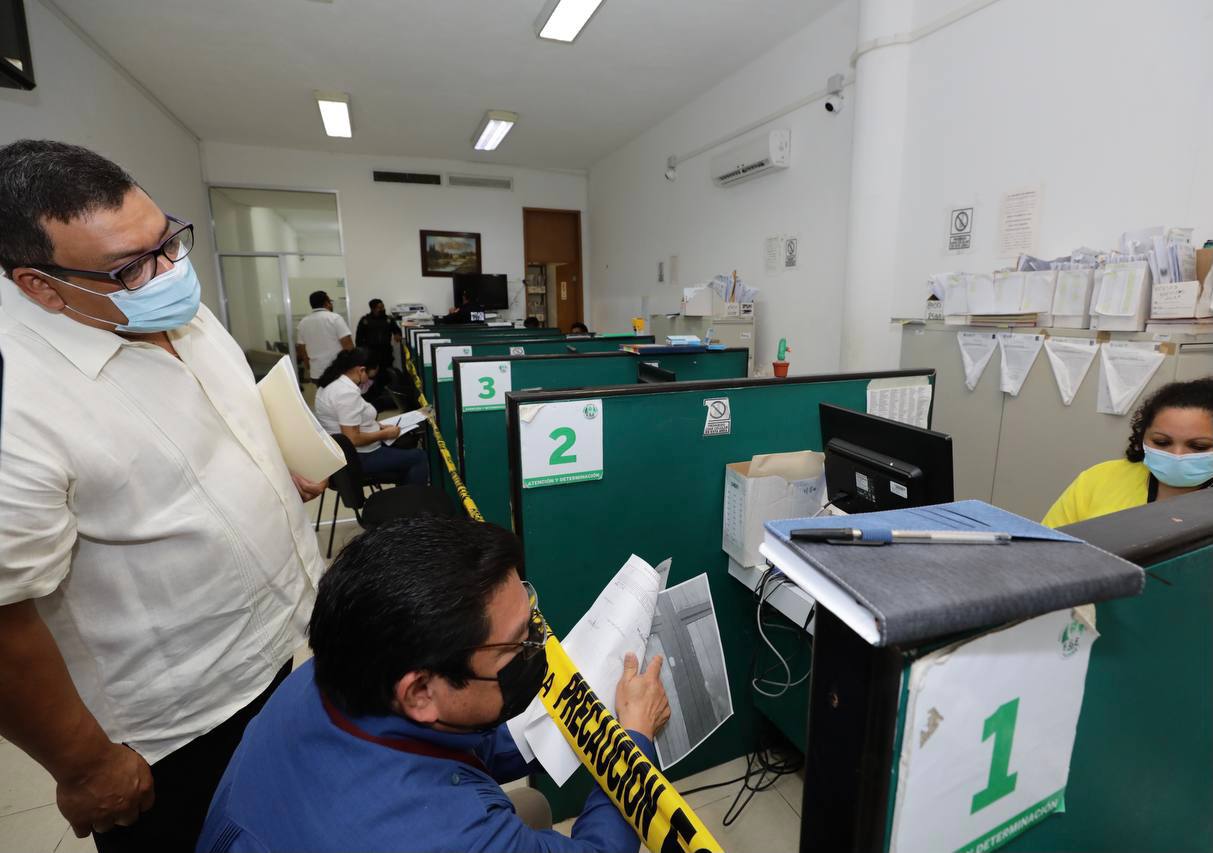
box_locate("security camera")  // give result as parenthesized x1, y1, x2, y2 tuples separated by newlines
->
(664, 155, 678, 182)
(824, 73, 845, 114)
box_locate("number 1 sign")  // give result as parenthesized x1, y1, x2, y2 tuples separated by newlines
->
(518, 399, 604, 489)
(888, 608, 1096, 853)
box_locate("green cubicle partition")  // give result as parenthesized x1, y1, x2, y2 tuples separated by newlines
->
(451, 348, 751, 528)
(428, 336, 655, 505)
(795, 491, 1212, 853)
(637, 348, 750, 381)
(504, 369, 934, 817)
(453, 353, 638, 527)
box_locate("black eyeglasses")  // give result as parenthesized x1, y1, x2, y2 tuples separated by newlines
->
(466, 606, 550, 662)
(32, 215, 194, 291)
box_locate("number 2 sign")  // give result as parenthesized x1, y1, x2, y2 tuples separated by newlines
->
(519, 399, 604, 488)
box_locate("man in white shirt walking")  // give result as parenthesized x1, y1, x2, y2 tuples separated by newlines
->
(296, 289, 352, 382)
(0, 140, 327, 852)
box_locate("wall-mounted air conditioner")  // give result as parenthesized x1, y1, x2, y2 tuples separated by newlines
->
(710, 129, 791, 187)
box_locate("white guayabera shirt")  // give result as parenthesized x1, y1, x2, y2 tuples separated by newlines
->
(0, 278, 324, 763)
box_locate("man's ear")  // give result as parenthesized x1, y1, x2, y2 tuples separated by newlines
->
(393, 670, 440, 723)
(9, 267, 67, 311)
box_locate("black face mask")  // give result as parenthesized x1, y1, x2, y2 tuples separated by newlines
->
(436, 616, 550, 732)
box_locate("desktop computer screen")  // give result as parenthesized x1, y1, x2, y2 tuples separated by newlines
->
(818, 403, 953, 513)
(452, 273, 509, 310)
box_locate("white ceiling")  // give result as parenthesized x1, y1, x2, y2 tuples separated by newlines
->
(53, 0, 840, 170)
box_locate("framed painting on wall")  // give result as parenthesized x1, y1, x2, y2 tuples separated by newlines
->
(420, 230, 482, 277)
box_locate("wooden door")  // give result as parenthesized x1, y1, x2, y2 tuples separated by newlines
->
(523, 208, 583, 331)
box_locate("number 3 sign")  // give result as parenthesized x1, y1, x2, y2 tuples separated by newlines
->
(460, 362, 512, 412)
(888, 608, 1096, 853)
(519, 399, 604, 489)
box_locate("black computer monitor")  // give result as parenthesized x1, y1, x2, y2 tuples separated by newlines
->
(452, 273, 509, 310)
(818, 403, 953, 513)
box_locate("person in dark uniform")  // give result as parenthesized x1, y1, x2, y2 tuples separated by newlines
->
(355, 299, 402, 410)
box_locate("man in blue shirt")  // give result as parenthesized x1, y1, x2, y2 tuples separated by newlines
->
(199, 517, 670, 852)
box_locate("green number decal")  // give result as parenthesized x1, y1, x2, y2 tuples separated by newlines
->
(971, 698, 1019, 814)
(549, 427, 578, 465)
(478, 377, 496, 399)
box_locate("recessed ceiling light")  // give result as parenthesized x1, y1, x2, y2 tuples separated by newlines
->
(473, 110, 518, 151)
(314, 91, 352, 138)
(535, 0, 606, 43)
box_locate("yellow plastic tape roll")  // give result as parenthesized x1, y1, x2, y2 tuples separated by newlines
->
(538, 635, 724, 853)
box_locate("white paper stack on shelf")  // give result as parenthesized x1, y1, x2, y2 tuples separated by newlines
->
(1051, 268, 1095, 329)
(1090, 261, 1152, 332)
(939, 271, 1050, 327)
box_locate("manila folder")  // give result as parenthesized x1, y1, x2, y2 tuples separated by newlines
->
(256, 357, 346, 482)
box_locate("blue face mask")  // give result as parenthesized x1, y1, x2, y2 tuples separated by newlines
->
(1143, 445, 1213, 488)
(47, 257, 202, 333)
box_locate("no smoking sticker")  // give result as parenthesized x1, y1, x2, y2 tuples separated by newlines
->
(949, 207, 974, 253)
(703, 397, 732, 437)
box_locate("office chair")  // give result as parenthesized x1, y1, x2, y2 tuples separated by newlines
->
(322, 433, 455, 557)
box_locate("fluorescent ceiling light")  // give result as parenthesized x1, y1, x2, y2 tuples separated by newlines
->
(473, 110, 518, 151)
(535, 0, 606, 43)
(314, 91, 352, 138)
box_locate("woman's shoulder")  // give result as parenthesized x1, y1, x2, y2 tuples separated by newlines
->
(1074, 458, 1147, 486)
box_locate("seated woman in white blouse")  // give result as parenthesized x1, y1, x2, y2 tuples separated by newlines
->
(314, 348, 429, 485)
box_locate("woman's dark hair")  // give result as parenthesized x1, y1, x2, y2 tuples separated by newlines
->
(309, 516, 523, 716)
(0, 140, 137, 274)
(1126, 378, 1213, 462)
(316, 346, 372, 388)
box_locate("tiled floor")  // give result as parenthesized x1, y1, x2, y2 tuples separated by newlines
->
(0, 497, 803, 852)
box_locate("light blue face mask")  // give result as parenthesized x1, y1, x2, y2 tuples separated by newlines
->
(45, 257, 202, 333)
(1143, 445, 1213, 488)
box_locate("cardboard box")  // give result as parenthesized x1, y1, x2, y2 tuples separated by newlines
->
(1197, 248, 1213, 287)
(1151, 280, 1213, 319)
(722, 454, 825, 567)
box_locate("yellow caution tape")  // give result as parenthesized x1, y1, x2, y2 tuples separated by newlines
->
(538, 634, 724, 853)
(402, 346, 484, 522)
(403, 341, 721, 853)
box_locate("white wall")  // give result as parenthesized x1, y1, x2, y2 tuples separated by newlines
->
(200, 141, 590, 325)
(590, 0, 1213, 373)
(587, 2, 859, 374)
(891, 0, 1213, 324)
(0, 0, 217, 309)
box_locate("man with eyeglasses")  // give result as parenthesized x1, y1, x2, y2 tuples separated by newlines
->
(199, 516, 671, 853)
(0, 140, 327, 851)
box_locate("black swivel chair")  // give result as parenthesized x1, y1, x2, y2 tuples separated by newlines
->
(322, 433, 455, 557)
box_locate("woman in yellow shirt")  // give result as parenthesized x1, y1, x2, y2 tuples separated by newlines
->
(1043, 378, 1213, 527)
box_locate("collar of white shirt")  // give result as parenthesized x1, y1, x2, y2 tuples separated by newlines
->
(0, 277, 130, 379)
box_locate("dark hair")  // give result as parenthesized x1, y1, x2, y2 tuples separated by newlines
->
(309, 516, 523, 715)
(316, 346, 372, 388)
(310, 290, 330, 309)
(0, 140, 138, 274)
(523, 316, 540, 328)
(369, 298, 383, 310)
(1126, 378, 1213, 462)
(570, 322, 589, 333)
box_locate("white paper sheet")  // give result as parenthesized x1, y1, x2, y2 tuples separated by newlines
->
(965, 274, 997, 315)
(941, 274, 969, 315)
(1052, 270, 1093, 316)
(648, 575, 733, 769)
(1043, 338, 1098, 406)
(508, 555, 668, 785)
(997, 187, 1041, 258)
(1096, 342, 1166, 415)
(997, 333, 1044, 396)
(957, 332, 999, 391)
(992, 272, 1027, 314)
(256, 357, 347, 482)
(867, 376, 933, 428)
(1094, 264, 1148, 316)
(380, 408, 429, 434)
(1022, 270, 1057, 313)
